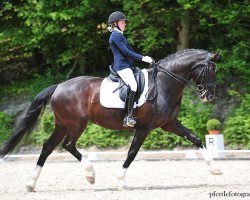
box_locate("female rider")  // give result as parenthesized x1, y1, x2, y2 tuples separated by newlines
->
(108, 11, 153, 127)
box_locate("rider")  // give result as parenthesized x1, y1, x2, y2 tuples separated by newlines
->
(108, 11, 153, 127)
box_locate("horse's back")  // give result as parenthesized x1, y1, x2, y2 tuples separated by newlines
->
(52, 76, 102, 98)
(51, 76, 103, 121)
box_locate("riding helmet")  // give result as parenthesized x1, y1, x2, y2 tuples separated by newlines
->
(108, 11, 127, 24)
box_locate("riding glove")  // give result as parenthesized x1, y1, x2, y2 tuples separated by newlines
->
(142, 56, 154, 64)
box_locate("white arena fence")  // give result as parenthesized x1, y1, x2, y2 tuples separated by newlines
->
(1, 150, 249, 161)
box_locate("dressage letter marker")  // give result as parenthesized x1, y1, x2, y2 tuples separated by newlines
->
(206, 134, 225, 158)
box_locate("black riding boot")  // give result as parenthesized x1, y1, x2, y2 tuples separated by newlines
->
(123, 91, 136, 127)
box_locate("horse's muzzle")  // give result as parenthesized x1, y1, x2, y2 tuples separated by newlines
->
(199, 90, 215, 102)
(207, 94, 215, 101)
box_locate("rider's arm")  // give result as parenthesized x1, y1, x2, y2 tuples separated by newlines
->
(112, 32, 143, 61)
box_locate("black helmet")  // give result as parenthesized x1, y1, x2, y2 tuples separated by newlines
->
(108, 11, 127, 25)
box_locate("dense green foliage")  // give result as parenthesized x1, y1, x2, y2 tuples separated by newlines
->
(0, 112, 13, 144)
(29, 109, 55, 145)
(76, 124, 132, 148)
(1, 1, 249, 81)
(223, 93, 250, 149)
(0, 72, 65, 103)
(0, 1, 249, 150)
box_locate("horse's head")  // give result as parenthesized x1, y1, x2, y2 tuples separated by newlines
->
(191, 52, 220, 102)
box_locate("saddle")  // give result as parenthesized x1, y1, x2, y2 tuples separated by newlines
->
(107, 66, 145, 103)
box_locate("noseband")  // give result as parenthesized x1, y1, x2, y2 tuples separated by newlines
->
(192, 56, 217, 97)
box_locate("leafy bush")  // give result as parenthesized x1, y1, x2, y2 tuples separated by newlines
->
(29, 109, 54, 145)
(0, 112, 14, 144)
(142, 128, 190, 149)
(77, 124, 132, 148)
(0, 72, 65, 104)
(223, 93, 250, 149)
(206, 119, 221, 131)
(178, 92, 213, 137)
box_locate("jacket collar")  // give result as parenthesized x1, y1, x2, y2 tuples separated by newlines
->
(114, 27, 123, 35)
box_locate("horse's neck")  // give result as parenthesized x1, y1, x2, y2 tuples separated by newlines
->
(157, 70, 185, 98)
(168, 58, 194, 79)
(146, 68, 185, 104)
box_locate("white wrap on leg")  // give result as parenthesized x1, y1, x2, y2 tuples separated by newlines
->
(117, 168, 127, 189)
(81, 158, 95, 184)
(26, 165, 42, 192)
(199, 146, 223, 175)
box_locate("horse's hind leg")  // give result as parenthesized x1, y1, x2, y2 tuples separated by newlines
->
(62, 126, 95, 185)
(26, 124, 66, 192)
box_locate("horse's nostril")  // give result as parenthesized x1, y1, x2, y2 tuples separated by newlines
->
(208, 95, 214, 101)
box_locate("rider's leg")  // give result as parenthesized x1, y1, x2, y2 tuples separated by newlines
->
(117, 68, 137, 127)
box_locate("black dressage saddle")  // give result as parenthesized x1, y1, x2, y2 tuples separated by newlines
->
(107, 66, 145, 103)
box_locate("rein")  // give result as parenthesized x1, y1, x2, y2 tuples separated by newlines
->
(149, 55, 216, 95)
(156, 63, 198, 89)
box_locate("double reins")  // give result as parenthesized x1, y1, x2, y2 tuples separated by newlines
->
(150, 55, 216, 94)
(156, 63, 198, 89)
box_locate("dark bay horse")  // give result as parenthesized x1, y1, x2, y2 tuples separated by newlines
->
(0, 49, 222, 191)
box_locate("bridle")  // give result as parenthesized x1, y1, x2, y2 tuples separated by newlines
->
(150, 54, 217, 98)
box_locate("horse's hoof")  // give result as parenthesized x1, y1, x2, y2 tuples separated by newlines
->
(117, 181, 127, 191)
(117, 178, 127, 190)
(117, 186, 126, 191)
(26, 185, 35, 192)
(86, 176, 95, 185)
(210, 168, 223, 175)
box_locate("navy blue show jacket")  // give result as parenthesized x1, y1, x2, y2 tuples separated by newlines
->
(109, 30, 143, 72)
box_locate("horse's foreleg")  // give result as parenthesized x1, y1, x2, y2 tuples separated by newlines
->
(118, 128, 150, 190)
(198, 146, 223, 175)
(161, 120, 223, 175)
(26, 125, 66, 192)
(62, 134, 95, 185)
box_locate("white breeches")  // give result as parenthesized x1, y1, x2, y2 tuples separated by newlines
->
(117, 68, 137, 92)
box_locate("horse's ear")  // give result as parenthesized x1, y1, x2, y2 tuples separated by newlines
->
(211, 52, 220, 61)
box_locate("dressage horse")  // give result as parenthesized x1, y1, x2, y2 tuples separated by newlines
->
(0, 49, 222, 191)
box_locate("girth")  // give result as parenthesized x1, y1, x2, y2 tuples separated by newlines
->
(107, 65, 145, 103)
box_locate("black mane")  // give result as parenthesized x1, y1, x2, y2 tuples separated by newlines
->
(157, 49, 209, 67)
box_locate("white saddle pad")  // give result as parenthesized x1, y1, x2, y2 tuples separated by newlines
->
(100, 69, 149, 108)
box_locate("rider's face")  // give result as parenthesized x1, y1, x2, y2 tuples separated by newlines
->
(117, 20, 126, 32)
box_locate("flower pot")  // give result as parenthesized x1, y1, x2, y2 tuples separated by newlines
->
(208, 130, 220, 135)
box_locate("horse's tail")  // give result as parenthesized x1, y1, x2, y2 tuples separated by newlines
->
(0, 84, 58, 158)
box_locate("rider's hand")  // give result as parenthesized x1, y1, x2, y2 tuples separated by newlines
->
(142, 56, 154, 64)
